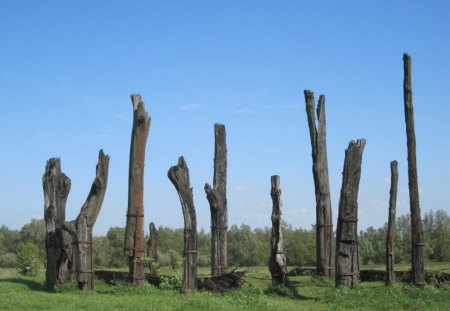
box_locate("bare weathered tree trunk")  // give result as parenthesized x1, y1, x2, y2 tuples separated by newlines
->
(168, 156, 198, 293)
(146, 222, 159, 276)
(268, 175, 288, 286)
(403, 53, 426, 286)
(335, 139, 366, 288)
(124, 94, 151, 285)
(205, 123, 228, 277)
(63, 150, 109, 290)
(304, 90, 334, 277)
(43, 158, 72, 290)
(386, 160, 398, 285)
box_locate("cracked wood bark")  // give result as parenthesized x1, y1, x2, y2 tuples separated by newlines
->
(43, 158, 72, 290)
(146, 222, 159, 276)
(304, 90, 334, 277)
(268, 175, 288, 286)
(168, 156, 198, 293)
(63, 150, 109, 290)
(205, 123, 228, 276)
(335, 139, 366, 288)
(386, 160, 398, 285)
(403, 53, 426, 286)
(124, 94, 151, 285)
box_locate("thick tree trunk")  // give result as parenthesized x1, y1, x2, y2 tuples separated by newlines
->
(146, 222, 159, 276)
(386, 160, 398, 285)
(205, 123, 228, 277)
(63, 150, 109, 290)
(124, 94, 151, 285)
(304, 90, 334, 277)
(43, 158, 72, 290)
(168, 156, 198, 293)
(335, 139, 366, 288)
(268, 175, 288, 286)
(403, 53, 426, 286)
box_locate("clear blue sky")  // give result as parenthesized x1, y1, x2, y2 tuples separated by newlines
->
(1, 0, 449, 235)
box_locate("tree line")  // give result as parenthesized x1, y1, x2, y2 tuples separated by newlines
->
(1, 209, 449, 270)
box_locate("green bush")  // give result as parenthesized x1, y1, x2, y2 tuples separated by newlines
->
(16, 242, 41, 277)
(0, 252, 17, 268)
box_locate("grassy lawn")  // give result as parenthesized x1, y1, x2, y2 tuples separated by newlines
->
(0, 265, 449, 310)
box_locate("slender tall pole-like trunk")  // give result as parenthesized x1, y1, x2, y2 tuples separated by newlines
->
(335, 139, 366, 288)
(205, 123, 228, 277)
(124, 94, 151, 285)
(386, 160, 398, 285)
(268, 175, 288, 286)
(63, 150, 109, 290)
(403, 53, 426, 286)
(146, 222, 159, 276)
(168, 157, 198, 293)
(43, 158, 72, 290)
(304, 90, 334, 277)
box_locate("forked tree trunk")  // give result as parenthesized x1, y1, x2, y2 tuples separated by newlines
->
(43, 158, 72, 290)
(403, 53, 426, 286)
(146, 222, 159, 276)
(63, 150, 109, 290)
(205, 123, 228, 276)
(336, 139, 366, 288)
(386, 160, 398, 285)
(168, 156, 198, 293)
(268, 175, 288, 286)
(124, 94, 151, 285)
(304, 90, 334, 277)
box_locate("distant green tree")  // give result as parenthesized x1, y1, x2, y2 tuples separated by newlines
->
(16, 241, 41, 277)
(106, 227, 127, 268)
(20, 218, 46, 263)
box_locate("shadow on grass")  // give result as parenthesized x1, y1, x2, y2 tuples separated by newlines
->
(264, 281, 314, 301)
(0, 277, 44, 291)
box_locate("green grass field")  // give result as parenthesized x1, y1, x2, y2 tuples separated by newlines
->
(0, 265, 449, 310)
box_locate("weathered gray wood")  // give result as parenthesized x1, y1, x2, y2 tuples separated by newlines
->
(386, 160, 398, 285)
(146, 222, 159, 276)
(304, 90, 334, 277)
(268, 175, 288, 286)
(403, 53, 426, 286)
(204, 123, 228, 276)
(63, 150, 109, 290)
(335, 139, 366, 288)
(43, 158, 72, 290)
(168, 156, 198, 293)
(124, 94, 151, 285)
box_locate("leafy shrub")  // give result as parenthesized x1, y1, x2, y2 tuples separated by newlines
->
(0, 252, 17, 268)
(16, 242, 41, 277)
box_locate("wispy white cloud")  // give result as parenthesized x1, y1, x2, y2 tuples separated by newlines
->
(382, 176, 391, 185)
(179, 103, 205, 110)
(233, 183, 252, 193)
(110, 112, 131, 122)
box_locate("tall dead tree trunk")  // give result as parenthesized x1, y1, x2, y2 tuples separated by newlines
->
(124, 94, 151, 285)
(205, 123, 228, 277)
(386, 160, 398, 285)
(335, 139, 366, 288)
(168, 156, 198, 293)
(146, 222, 159, 276)
(304, 90, 334, 277)
(63, 150, 109, 290)
(43, 158, 72, 290)
(268, 175, 288, 286)
(403, 53, 426, 286)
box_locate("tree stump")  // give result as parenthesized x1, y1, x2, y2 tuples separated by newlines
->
(335, 139, 366, 288)
(146, 222, 159, 276)
(403, 53, 426, 287)
(304, 90, 334, 277)
(386, 160, 398, 285)
(124, 94, 151, 285)
(63, 150, 109, 290)
(268, 175, 288, 286)
(204, 123, 228, 277)
(43, 158, 72, 290)
(168, 156, 198, 293)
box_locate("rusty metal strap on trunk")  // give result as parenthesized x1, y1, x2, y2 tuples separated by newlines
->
(184, 250, 198, 255)
(415, 242, 425, 247)
(339, 218, 358, 223)
(127, 213, 145, 217)
(211, 226, 228, 229)
(318, 223, 333, 228)
(72, 240, 93, 245)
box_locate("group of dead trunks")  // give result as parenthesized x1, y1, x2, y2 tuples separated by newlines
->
(43, 53, 426, 292)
